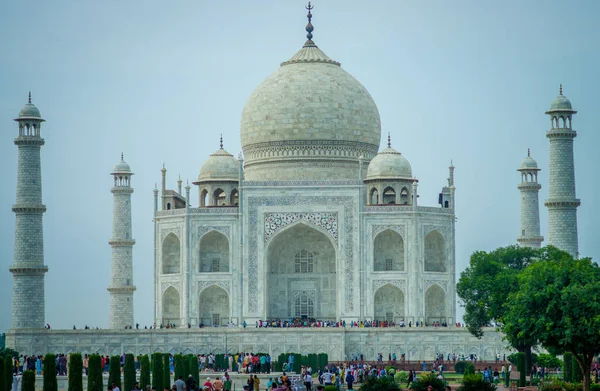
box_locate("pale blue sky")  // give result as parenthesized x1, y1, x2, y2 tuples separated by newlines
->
(1, 0, 598, 332)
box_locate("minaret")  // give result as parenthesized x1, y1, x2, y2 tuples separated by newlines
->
(10, 93, 48, 329)
(517, 149, 543, 248)
(108, 154, 136, 329)
(544, 85, 580, 257)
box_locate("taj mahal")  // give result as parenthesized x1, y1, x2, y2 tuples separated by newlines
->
(5, 4, 581, 360)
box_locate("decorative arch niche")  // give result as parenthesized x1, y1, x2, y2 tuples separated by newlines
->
(373, 229, 404, 271)
(198, 285, 230, 326)
(162, 286, 180, 326)
(373, 284, 404, 322)
(199, 231, 230, 272)
(424, 284, 446, 323)
(424, 230, 446, 272)
(162, 233, 180, 274)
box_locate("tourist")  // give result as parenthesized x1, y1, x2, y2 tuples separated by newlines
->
(175, 376, 186, 391)
(213, 377, 223, 391)
(203, 377, 213, 391)
(253, 375, 260, 391)
(407, 370, 414, 388)
(223, 375, 231, 391)
(132, 383, 141, 391)
(304, 371, 313, 391)
(113, 381, 121, 391)
(345, 370, 354, 390)
(322, 370, 333, 386)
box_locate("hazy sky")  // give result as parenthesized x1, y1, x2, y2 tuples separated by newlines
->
(1, 0, 598, 332)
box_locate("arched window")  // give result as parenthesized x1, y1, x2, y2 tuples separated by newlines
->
(400, 187, 409, 205)
(230, 189, 239, 206)
(369, 188, 379, 205)
(213, 189, 226, 206)
(200, 189, 208, 207)
(294, 250, 314, 273)
(199, 231, 230, 273)
(383, 187, 396, 204)
(373, 230, 404, 272)
(294, 294, 314, 317)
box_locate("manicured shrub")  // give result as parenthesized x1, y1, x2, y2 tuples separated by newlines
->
(454, 361, 468, 374)
(139, 355, 151, 390)
(188, 355, 199, 385)
(22, 370, 36, 391)
(162, 354, 171, 389)
(572, 357, 583, 383)
(464, 362, 476, 375)
(410, 373, 445, 391)
(109, 356, 122, 389)
(516, 352, 526, 387)
(5, 354, 14, 391)
(394, 371, 408, 384)
(44, 354, 58, 391)
(68, 353, 84, 391)
(124, 354, 136, 391)
(87, 354, 103, 391)
(0, 356, 5, 391)
(173, 354, 184, 380)
(457, 373, 497, 391)
(151, 353, 163, 390)
(563, 352, 573, 383)
(324, 386, 338, 391)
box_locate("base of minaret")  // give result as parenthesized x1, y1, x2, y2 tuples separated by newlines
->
(10, 267, 48, 329)
(108, 286, 136, 329)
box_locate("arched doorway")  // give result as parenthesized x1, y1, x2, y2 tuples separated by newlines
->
(162, 287, 180, 326)
(198, 285, 229, 326)
(373, 229, 404, 271)
(425, 284, 446, 323)
(374, 284, 404, 322)
(266, 223, 337, 320)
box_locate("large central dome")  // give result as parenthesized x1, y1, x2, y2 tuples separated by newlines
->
(240, 33, 381, 181)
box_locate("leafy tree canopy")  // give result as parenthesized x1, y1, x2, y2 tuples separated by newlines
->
(504, 250, 600, 391)
(457, 245, 539, 339)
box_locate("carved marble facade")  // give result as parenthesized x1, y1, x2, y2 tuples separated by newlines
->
(153, 181, 456, 326)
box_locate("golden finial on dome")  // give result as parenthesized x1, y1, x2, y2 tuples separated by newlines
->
(305, 2, 314, 42)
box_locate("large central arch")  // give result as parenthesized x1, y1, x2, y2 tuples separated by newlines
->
(266, 222, 337, 320)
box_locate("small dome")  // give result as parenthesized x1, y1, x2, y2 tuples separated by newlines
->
(366, 147, 412, 180)
(18, 102, 42, 119)
(519, 156, 538, 170)
(112, 156, 132, 174)
(549, 94, 572, 111)
(198, 148, 239, 182)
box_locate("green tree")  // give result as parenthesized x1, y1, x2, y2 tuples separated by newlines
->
(162, 354, 171, 389)
(173, 354, 184, 380)
(151, 353, 163, 390)
(69, 353, 84, 391)
(88, 355, 103, 391)
(22, 370, 36, 391)
(124, 354, 136, 391)
(504, 250, 600, 391)
(457, 246, 547, 370)
(139, 355, 151, 390)
(109, 356, 122, 389)
(44, 354, 58, 391)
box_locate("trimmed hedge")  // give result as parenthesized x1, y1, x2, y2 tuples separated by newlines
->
(174, 354, 184, 380)
(572, 356, 583, 383)
(563, 353, 572, 383)
(22, 370, 36, 391)
(163, 354, 171, 389)
(124, 354, 136, 391)
(139, 355, 151, 390)
(44, 354, 58, 391)
(5, 354, 14, 391)
(457, 373, 497, 391)
(188, 355, 199, 384)
(151, 353, 163, 390)
(516, 352, 526, 387)
(109, 356, 122, 389)
(88, 355, 103, 391)
(68, 353, 84, 391)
